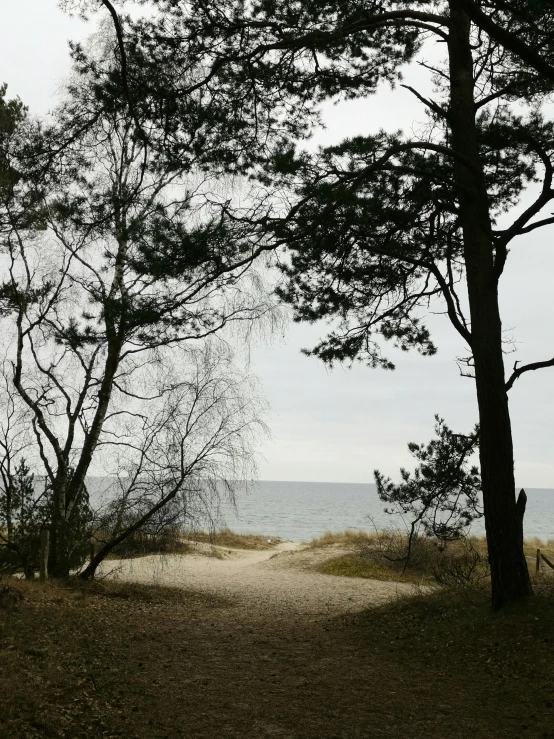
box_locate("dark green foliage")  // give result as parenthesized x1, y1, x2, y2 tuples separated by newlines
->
(0, 85, 48, 234)
(101, 0, 554, 371)
(0, 460, 48, 577)
(463, 0, 554, 84)
(374, 417, 482, 545)
(267, 108, 553, 365)
(0, 84, 26, 196)
(272, 133, 453, 367)
(0, 460, 41, 577)
(0, 460, 93, 577)
(71, 1, 423, 178)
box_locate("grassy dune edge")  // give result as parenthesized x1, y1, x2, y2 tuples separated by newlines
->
(182, 527, 283, 550)
(308, 529, 554, 585)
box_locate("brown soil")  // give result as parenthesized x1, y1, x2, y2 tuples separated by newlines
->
(1, 575, 554, 739)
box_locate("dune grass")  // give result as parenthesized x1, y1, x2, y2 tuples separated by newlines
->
(307, 529, 378, 548)
(183, 527, 282, 550)
(522, 536, 554, 562)
(309, 529, 554, 550)
(309, 529, 554, 585)
(318, 552, 435, 584)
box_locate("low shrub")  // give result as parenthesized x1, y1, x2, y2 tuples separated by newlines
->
(355, 530, 490, 585)
(311, 527, 491, 585)
(431, 537, 490, 586)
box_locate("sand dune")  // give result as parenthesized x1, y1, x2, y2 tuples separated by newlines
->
(96, 541, 415, 620)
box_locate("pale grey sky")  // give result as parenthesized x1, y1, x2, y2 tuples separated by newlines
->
(2, 1, 554, 486)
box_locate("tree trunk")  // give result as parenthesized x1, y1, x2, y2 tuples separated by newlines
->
(447, 1, 532, 608)
(45, 469, 78, 579)
(49, 483, 71, 579)
(50, 521, 70, 578)
(6, 484, 13, 542)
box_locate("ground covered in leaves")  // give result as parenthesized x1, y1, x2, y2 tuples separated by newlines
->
(1, 577, 553, 739)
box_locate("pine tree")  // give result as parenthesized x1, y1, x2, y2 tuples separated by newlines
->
(113, 0, 554, 607)
(374, 417, 482, 567)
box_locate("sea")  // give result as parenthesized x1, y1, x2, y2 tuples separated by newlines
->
(87, 478, 554, 543)
(212, 480, 554, 543)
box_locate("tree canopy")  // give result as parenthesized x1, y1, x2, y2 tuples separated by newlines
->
(92, 0, 554, 608)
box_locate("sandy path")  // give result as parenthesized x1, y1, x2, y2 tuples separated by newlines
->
(96, 542, 415, 619)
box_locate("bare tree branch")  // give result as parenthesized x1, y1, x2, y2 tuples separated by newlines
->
(505, 356, 554, 392)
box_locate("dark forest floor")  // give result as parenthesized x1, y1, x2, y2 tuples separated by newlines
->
(1, 577, 553, 739)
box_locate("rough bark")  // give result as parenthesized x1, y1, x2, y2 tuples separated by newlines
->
(447, 0, 532, 608)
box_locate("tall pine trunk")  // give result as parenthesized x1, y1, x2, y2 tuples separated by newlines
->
(447, 0, 532, 608)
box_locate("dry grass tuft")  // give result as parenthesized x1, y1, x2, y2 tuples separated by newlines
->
(307, 529, 378, 548)
(309, 529, 554, 586)
(183, 527, 282, 550)
(523, 535, 554, 551)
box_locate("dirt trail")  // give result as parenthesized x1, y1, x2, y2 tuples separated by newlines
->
(97, 541, 414, 618)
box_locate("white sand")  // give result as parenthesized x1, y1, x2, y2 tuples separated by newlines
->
(96, 542, 416, 619)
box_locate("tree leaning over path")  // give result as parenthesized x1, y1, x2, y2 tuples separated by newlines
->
(111, 0, 554, 608)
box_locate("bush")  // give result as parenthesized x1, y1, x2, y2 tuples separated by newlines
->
(353, 528, 489, 586)
(0, 460, 45, 578)
(91, 492, 191, 560)
(104, 527, 189, 558)
(0, 460, 95, 578)
(431, 537, 490, 586)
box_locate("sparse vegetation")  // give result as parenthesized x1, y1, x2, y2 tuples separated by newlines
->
(309, 529, 554, 586)
(98, 526, 191, 560)
(183, 527, 282, 550)
(307, 529, 377, 549)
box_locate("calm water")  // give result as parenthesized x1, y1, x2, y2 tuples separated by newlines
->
(216, 480, 554, 543)
(87, 478, 554, 543)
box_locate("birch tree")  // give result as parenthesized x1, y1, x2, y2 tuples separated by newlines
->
(0, 40, 271, 577)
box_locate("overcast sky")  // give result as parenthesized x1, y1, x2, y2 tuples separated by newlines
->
(2, 1, 554, 486)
